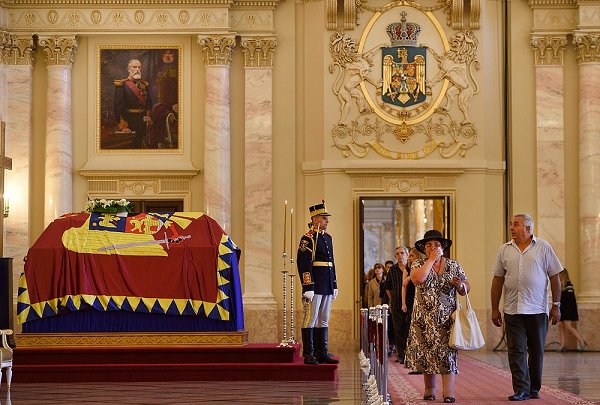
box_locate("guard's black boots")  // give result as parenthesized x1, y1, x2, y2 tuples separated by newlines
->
(314, 327, 339, 364)
(301, 328, 319, 365)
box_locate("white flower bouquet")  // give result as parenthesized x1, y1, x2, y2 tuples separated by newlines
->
(84, 198, 134, 214)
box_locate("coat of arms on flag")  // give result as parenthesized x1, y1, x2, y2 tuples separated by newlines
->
(381, 11, 426, 107)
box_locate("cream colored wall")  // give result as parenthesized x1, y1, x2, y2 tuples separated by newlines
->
(508, 0, 537, 217)
(10, 0, 590, 348)
(283, 0, 509, 347)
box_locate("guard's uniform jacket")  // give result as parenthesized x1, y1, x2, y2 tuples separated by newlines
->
(297, 229, 337, 295)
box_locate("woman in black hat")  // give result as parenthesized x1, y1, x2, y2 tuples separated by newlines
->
(404, 230, 470, 403)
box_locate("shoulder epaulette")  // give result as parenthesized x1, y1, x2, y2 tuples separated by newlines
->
(114, 79, 126, 86)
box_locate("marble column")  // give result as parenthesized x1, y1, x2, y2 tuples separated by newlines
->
(38, 36, 78, 225)
(197, 34, 235, 233)
(531, 35, 567, 261)
(1, 34, 35, 333)
(239, 36, 278, 341)
(574, 32, 600, 304)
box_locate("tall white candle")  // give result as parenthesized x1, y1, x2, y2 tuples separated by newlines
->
(289, 208, 294, 261)
(283, 200, 288, 254)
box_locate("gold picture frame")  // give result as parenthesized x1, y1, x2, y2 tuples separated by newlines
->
(97, 45, 182, 152)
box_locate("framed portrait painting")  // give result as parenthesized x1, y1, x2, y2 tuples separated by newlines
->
(97, 45, 182, 152)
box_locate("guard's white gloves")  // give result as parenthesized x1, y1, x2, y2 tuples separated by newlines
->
(333, 289, 339, 300)
(303, 291, 314, 301)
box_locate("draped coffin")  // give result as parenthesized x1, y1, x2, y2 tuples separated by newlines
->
(17, 212, 244, 333)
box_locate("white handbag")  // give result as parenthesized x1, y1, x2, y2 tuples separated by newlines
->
(449, 291, 485, 350)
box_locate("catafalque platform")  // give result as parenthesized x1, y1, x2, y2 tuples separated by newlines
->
(11, 332, 338, 383)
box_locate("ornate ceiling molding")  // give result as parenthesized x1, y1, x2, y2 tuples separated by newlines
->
(1, 0, 277, 34)
(2, 0, 234, 6)
(527, 0, 577, 8)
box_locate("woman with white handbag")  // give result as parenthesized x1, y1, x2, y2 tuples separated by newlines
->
(404, 230, 470, 404)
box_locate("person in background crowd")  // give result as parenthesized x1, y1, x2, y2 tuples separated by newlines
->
(367, 263, 385, 308)
(385, 260, 394, 272)
(399, 247, 422, 365)
(558, 268, 587, 352)
(363, 267, 375, 308)
(381, 259, 395, 354)
(385, 246, 409, 362)
(405, 230, 469, 403)
(491, 213, 562, 401)
(297, 201, 339, 365)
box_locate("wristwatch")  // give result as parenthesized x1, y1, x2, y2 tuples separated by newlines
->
(552, 301, 561, 308)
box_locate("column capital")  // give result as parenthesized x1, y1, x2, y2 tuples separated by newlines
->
(573, 32, 600, 63)
(197, 34, 236, 66)
(38, 35, 78, 66)
(531, 34, 567, 65)
(1, 34, 35, 66)
(239, 36, 277, 68)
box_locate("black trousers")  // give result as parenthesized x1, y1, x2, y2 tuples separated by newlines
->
(504, 313, 548, 395)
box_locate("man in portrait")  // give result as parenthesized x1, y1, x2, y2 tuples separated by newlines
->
(114, 59, 153, 148)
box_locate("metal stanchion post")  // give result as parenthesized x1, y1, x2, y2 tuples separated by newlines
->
(288, 270, 296, 344)
(279, 252, 289, 347)
(381, 304, 389, 404)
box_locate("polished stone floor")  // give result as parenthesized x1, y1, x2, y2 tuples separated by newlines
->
(1, 350, 598, 404)
(466, 350, 600, 402)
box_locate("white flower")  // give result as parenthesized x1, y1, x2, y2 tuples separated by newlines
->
(84, 198, 133, 213)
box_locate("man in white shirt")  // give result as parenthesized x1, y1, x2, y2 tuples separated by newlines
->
(491, 213, 562, 401)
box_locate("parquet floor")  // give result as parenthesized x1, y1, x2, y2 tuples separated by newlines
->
(1, 350, 598, 404)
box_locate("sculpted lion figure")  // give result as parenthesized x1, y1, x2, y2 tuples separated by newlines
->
(329, 32, 385, 126)
(427, 30, 480, 124)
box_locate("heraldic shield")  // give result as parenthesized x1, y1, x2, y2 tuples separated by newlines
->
(382, 46, 426, 107)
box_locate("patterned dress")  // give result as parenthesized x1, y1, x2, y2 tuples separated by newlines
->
(404, 258, 467, 374)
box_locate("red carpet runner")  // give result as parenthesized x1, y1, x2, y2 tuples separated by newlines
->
(388, 355, 596, 404)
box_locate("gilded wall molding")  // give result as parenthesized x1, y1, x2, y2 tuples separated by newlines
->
(527, 0, 577, 7)
(469, 0, 480, 30)
(230, 10, 274, 33)
(451, 0, 464, 29)
(343, 0, 357, 30)
(531, 34, 567, 65)
(356, 0, 479, 31)
(326, 0, 336, 30)
(38, 35, 78, 66)
(6, 8, 231, 33)
(579, 5, 600, 28)
(532, 9, 577, 31)
(240, 36, 276, 67)
(0, 34, 34, 65)
(329, 21, 480, 160)
(197, 34, 236, 65)
(0, 30, 10, 64)
(349, 173, 457, 193)
(79, 170, 198, 209)
(573, 32, 600, 63)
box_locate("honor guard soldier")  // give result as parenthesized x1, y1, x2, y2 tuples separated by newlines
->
(297, 201, 339, 365)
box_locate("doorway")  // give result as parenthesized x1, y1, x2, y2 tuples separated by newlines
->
(359, 196, 450, 307)
(129, 199, 184, 213)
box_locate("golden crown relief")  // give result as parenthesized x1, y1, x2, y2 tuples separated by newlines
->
(329, 6, 480, 160)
